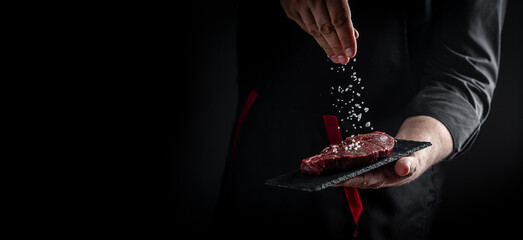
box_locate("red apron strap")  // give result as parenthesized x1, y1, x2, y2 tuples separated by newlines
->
(344, 187, 363, 224)
(322, 115, 363, 238)
(230, 89, 258, 162)
(322, 115, 343, 144)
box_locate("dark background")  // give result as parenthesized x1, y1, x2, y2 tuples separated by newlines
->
(176, 1, 522, 238)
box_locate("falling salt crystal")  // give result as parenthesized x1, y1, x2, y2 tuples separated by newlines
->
(356, 93, 361, 96)
(364, 107, 369, 112)
(330, 67, 334, 70)
(365, 122, 371, 127)
(353, 58, 356, 62)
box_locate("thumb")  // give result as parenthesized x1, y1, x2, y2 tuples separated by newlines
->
(394, 157, 414, 177)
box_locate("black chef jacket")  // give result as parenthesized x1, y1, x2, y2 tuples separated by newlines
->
(214, 0, 506, 239)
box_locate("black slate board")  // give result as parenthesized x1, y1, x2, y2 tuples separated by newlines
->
(265, 139, 431, 192)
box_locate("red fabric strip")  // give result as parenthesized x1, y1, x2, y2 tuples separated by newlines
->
(344, 186, 363, 223)
(229, 89, 258, 162)
(322, 115, 363, 226)
(322, 115, 343, 145)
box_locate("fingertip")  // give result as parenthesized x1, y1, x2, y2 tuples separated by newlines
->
(344, 46, 356, 59)
(337, 55, 348, 64)
(395, 158, 411, 177)
(330, 55, 339, 63)
(349, 41, 357, 58)
(345, 48, 354, 58)
(350, 30, 358, 58)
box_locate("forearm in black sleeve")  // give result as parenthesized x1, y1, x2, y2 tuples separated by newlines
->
(405, 0, 507, 160)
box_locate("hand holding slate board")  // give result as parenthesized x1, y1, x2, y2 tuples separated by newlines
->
(265, 139, 431, 192)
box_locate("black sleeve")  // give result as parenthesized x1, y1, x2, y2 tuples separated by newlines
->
(405, 0, 507, 160)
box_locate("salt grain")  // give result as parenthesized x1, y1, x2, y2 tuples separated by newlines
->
(327, 58, 372, 136)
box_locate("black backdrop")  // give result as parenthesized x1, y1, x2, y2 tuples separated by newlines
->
(176, 1, 522, 239)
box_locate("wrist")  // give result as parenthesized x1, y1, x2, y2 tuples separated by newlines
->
(396, 115, 453, 165)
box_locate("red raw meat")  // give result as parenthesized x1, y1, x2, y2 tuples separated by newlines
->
(301, 131, 395, 174)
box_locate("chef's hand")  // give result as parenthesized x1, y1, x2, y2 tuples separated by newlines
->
(280, 0, 358, 64)
(333, 116, 453, 189)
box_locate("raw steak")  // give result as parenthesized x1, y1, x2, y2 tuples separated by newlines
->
(301, 131, 395, 174)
